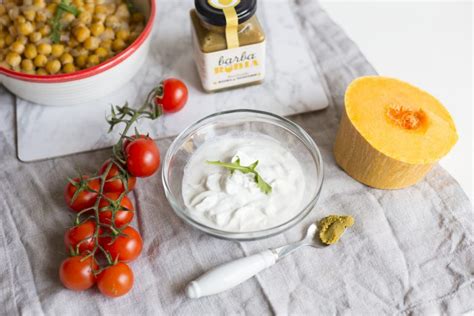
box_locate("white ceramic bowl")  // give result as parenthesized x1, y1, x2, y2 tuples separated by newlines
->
(0, 0, 156, 106)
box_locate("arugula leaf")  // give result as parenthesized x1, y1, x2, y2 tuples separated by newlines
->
(207, 158, 272, 194)
(58, 1, 79, 15)
(50, 0, 80, 44)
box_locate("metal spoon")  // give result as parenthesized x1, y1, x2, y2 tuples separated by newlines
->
(186, 223, 326, 299)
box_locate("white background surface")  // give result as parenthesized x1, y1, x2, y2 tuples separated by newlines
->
(320, 0, 473, 200)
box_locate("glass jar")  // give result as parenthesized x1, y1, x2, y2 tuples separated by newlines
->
(190, 0, 266, 92)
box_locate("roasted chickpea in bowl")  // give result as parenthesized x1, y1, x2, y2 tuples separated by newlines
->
(0, 0, 155, 106)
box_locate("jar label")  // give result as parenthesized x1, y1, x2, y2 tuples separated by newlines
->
(192, 29, 265, 91)
(207, 0, 241, 49)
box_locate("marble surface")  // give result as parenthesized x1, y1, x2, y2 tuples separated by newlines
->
(16, 0, 329, 162)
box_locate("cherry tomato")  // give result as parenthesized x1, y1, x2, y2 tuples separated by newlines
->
(100, 226, 143, 262)
(98, 192, 134, 228)
(97, 262, 134, 298)
(64, 176, 100, 212)
(122, 134, 148, 152)
(99, 159, 136, 193)
(59, 255, 97, 291)
(125, 138, 160, 178)
(155, 78, 188, 113)
(64, 220, 96, 254)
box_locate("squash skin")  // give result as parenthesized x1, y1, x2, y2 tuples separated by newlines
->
(334, 76, 457, 189)
(334, 109, 434, 189)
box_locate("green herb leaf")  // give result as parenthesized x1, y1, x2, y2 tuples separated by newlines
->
(50, 0, 79, 43)
(58, 1, 79, 16)
(206, 158, 272, 194)
(255, 173, 272, 194)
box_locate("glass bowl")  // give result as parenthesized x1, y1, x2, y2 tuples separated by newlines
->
(162, 110, 324, 241)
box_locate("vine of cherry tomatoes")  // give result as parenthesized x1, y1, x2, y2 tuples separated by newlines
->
(59, 79, 188, 298)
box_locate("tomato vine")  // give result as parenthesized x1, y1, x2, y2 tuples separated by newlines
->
(60, 78, 187, 297)
(60, 79, 188, 297)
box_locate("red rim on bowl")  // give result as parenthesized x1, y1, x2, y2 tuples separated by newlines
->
(0, 0, 156, 83)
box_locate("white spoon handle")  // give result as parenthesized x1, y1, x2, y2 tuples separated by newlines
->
(185, 250, 277, 298)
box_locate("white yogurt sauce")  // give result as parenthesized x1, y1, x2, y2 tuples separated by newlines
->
(182, 135, 305, 232)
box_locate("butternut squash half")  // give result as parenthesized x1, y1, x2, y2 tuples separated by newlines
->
(334, 76, 458, 189)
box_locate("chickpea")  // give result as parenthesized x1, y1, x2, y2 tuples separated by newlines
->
(84, 36, 100, 50)
(74, 25, 90, 42)
(71, 46, 88, 57)
(8, 7, 20, 20)
(106, 15, 122, 29)
(24, 43, 37, 59)
(87, 54, 99, 66)
(94, 4, 107, 15)
(95, 46, 107, 59)
(112, 38, 125, 52)
(62, 62, 75, 73)
(61, 12, 76, 25)
(33, 0, 46, 9)
(17, 35, 28, 45)
(90, 22, 104, 36)
(115, 3, 130, 19)
(68, 38, 80, 48)
(72, 0, 84, 7)
(51, 44, 64, 57)
(10, 41, 25, 54)
(33, 54, 47, 67)
(0, 16, 10, 28)
(38, 24, 51, 36)
(75, 55, 87, 67)
(84, 3, 95, 13)
(4, 34, 13, 45)
(104, 3, 116, 15)
(15, 16, 27, 24)
(21, 59, 34, 72)
(46, 3, 57, 15)
(6, 51, 21, 67)
(45, 59, 61, 74)
(36, 67, 47, 75)
(29, 31, 42, 43)
(100, 39, 112, 50)
(116, 29, 129, 41)
(0, 38, 5, 49)
(22, 9, 36, 22)
(35, 11, 47, 23)
(93, 13, 106, 24)
(37, 43, 52, 55)
(60, 53, 73, 64)
(101, 27, 115, 41)
(0, 5, 6, 16)
(78, 11, 92, 24)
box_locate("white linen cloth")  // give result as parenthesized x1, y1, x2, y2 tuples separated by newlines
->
(0, 1, 472, 314)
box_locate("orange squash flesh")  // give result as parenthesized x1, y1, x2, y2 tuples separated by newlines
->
(334, 76, 458, 189)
